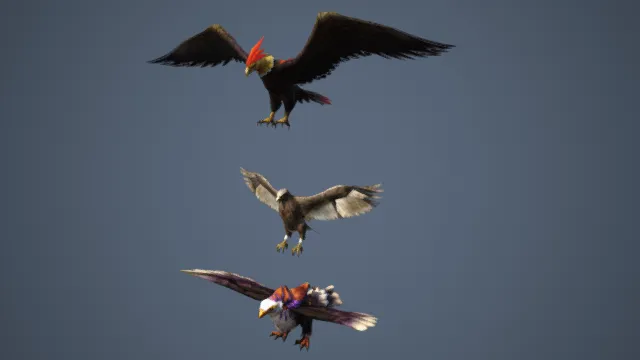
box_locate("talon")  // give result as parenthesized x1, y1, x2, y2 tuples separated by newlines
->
(295, 336, 310, 351)
(270, 331, 288, 342)
(274, 116, 290, 129)
(291, 243, 304, 257)
(258, 112, 275, 127)
(276, 240, 289, 253)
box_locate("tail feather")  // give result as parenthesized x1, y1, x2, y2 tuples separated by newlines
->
(295, 87, 331, 105)
(307, 285, 343, 308)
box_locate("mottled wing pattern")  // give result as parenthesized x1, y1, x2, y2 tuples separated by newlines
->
(306, 285, 343, 307)
(240, 168, 279, 212)
(148, 25, 248, 67)
(279, 12, 454, 84)
(292, 307, 377, 331)
(297, 184, 383, 221)
(181, 269, 274, 301)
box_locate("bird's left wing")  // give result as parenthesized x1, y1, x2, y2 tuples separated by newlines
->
(148, 25, 248, 67)
(292, 306, 378, 331)
(296, 184, 383, 221)
(278, 12, 454, 85)
(240, 168, 279, 212)
(181, 269, 275, 301)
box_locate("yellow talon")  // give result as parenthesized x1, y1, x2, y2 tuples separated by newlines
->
(276, 240, 288, 253)
(274, 115, 290, 128)
(291, 243, 303, 257)
(257, 112, 275, 126)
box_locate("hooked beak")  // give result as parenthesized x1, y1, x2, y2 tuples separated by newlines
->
(245, 67, 251, 77)
(258, 309, 267, 318)
(259, 304, 276, 318)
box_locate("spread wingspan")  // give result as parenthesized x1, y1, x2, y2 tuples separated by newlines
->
(149, 25, 248, 67)
(294, 284, 376, 331)
(279, 12, 454, 84)
(240, 168, 280, 212)
(297, 184, 383, 221)
(181, 269, 274, 301)
(293, 306, 378, 332)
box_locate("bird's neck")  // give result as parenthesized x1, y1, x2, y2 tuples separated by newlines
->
(256, 55, 275, 77)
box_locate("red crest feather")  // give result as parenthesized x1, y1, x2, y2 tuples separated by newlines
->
(246, 36, 266, 66)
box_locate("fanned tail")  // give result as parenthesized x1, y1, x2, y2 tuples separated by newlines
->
(295, 87, 332, 105)
(307, 285, 342, 308)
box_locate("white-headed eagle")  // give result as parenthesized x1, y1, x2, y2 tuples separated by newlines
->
(240, 168, 383, 256)
(181, 269, 377, 351)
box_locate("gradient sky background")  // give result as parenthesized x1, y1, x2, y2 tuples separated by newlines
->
(1, 0, 638, 359)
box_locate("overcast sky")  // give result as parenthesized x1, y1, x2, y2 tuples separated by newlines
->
(1, 0, 638, 359)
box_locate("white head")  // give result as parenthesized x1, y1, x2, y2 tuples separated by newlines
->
(275, 188, 290, 202)
(258, 298, 282, 318)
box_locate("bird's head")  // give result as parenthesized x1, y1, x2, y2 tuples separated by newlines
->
(258, 298, 282, 318)
(276, 188, 290, 202)
(245, 36, 274, 77)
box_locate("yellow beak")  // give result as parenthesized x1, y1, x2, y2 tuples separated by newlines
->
(245, 67, 251, 76)
(258, 309, 267, 318)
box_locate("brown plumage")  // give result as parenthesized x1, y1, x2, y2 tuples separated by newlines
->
(240, 168, 383, 256)
(148, 12, 454, 128)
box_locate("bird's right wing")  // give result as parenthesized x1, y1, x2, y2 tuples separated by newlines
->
(296, 184, 383, 221)
(181, 269, 274, 301)
(148, 25, 248, 67)
(292, 306, 378, 331)
(277, 12, 454, 85)
(240, 168, 280, 212)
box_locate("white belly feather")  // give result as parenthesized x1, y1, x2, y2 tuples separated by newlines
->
(268, 310, 298, 333)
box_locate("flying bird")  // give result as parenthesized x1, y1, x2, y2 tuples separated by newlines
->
(148, 12, 454, 128)
(181, 269, 377, 351)
(240, 168, 382, 256)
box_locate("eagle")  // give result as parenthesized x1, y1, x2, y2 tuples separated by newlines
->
(181, 269, 377, 351)
(240, 168, 383, 256)
(148, 12, 454, 128)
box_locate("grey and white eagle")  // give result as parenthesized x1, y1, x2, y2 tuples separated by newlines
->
(240, 168, 383, 256)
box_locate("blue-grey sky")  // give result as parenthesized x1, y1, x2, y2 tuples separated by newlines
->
(1, 0, 638, 359)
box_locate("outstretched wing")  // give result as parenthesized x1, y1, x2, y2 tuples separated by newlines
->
(296, 184, 383, 221)
(292, 307, 377, 331)
(240, 168, 279, 212)
(148, 25, 248, 67)
(278, 12, 454, 84)
(181, 269, 274, 301)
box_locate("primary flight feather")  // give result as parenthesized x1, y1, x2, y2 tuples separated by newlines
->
(149, 12, 454, 128)
(240, 168, 382, 256)
(181, 269, 377, 351)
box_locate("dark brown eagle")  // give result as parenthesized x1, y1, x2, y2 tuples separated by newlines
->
(181, 269, 377, 351)
(148, 12, 454, 128)
(240, 168, 383, 256)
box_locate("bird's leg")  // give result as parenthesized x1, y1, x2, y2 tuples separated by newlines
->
(276, 234, 289, 253)
(291, 224, 306, 257)
(274, 112, 290, 128)
(270, 331, 288, 342)
(294, 335, 310, 351)
(291, 237, 304, 257)
(257, 112, 275, 126)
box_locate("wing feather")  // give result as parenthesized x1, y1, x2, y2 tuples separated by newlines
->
(148, 25, 248, 67)
(279, 12, 454, 84)
(240, 168, 279, 212)
(297, 184, 383, 221)
(181, 269, 274, 301)
(292, 307, 378, 331)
